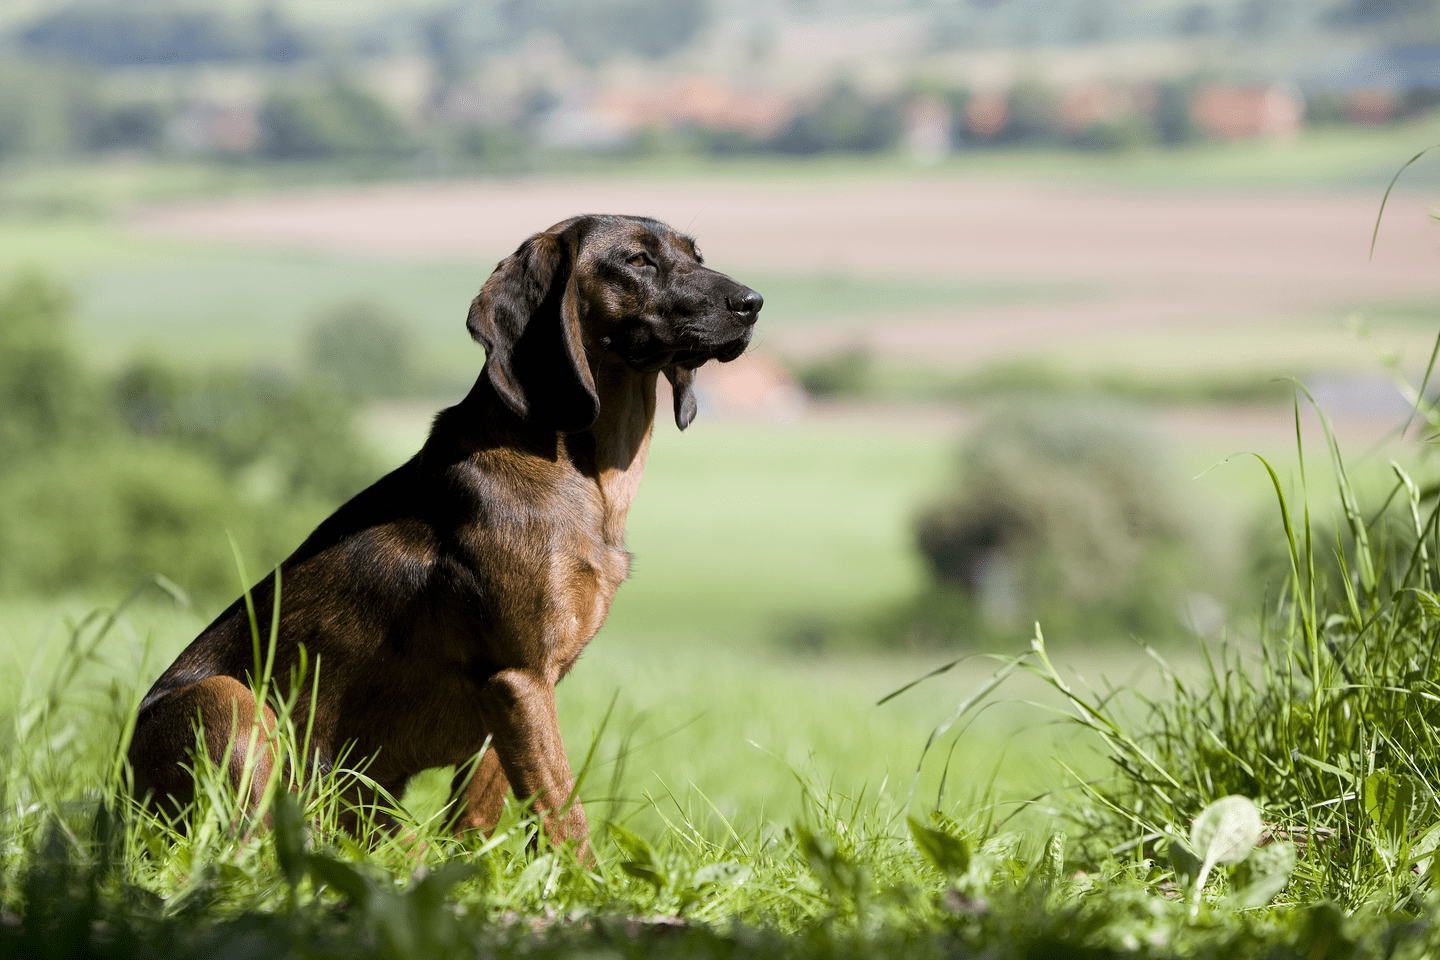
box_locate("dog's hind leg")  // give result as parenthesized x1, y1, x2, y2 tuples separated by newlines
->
(129, 675, 278, 822)
(449, 748, 511, 836)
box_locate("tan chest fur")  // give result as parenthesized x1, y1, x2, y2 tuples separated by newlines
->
(466, 364, 658, 683)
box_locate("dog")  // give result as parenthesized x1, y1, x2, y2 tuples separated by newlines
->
(128, 214, 763, 857)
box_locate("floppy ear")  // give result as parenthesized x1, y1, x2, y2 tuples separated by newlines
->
(467, 232, 600, 433)
(664, 365, 698, 431)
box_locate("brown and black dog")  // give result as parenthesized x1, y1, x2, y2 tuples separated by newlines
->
(128, 214, 762, 856)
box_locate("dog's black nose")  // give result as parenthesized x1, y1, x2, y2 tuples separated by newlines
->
(728, 289, 763, 325)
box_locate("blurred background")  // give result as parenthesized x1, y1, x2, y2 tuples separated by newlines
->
(5, 0, 1440, 826)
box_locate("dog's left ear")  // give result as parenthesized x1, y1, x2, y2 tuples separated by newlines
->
(467, 230, 600, 433)
(664, 365, 698, 431)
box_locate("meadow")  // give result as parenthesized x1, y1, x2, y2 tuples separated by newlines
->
(8, 128, 1440, 955)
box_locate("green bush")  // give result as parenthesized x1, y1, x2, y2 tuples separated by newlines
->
(0, 272, 376, 600)
(113, 359, 374, 504)
(302, 299, 420, 404)
(259, 78, 409, 160)
(0, 441, 321, 598)
(793, 346, 873, 399)
(0, 272, 101, 454)
(767, 81, 905, 155)
(899, 402, 1206, 645)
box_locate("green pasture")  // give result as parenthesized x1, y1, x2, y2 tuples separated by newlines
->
(4, 213, 1437, 396)
(0, 399, 1218, 844)
(12, 389, 1440, 956)
(0, 218, 1082, 378)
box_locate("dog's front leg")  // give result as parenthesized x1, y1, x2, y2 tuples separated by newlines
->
(476, 668, 590, 859)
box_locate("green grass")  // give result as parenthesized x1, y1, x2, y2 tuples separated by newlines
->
(13, 378, 1440, 956)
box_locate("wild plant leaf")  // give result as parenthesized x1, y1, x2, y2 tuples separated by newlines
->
(610, 824, 666, 893)
(908, 816, 970, 877)
(1190, 795, 1264, 868)
(306, 854, 371, 906)
(799, 827, 866, 903)
(1293, 751, 1354, 781)
(510, 853, 556, 901)
(1410, 589, 1440, 621)
(270, 790, 306, 890)
(608, 823, 657, 868)
(1167, 837, 1202, 886)
(409, 861, 478, 917)
(1189, 796, 1263, 898)
(1226, 841, 1296, 910)
(1364, 771, 1413, 843)
(1408, 822, 1440, 880)
(620, 860, 667, 892)
(137, 821, 168, 862)
(1039, 831, 1066, 885)
(692, 862, 752, 887)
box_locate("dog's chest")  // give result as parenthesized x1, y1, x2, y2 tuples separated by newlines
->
(541, 540, 628, 675)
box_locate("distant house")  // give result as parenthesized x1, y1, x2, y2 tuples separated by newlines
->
(963, 91, 1008, 141)
(904, 95, 952, 163)
(168, 100, 260, 154)
(1190, 83, 1304, 140)
(537, 76, 792, 149)
(1056, 83, 1133, 134)
(598, 76, 792, 139)
(691, 352, 805, 424)
(1342, 87, 1400, 124)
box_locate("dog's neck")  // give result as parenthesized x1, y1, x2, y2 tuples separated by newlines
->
(578, 355, 658, 531)
(436, 361, 658, 544)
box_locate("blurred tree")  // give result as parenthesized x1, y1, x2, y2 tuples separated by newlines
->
(1175, 3, 1216, 35)
(767, 80, 904, 154)
(420, 0, 708, 67)
(113, 360, 375, 504)
(0, 270, 381, 598)
(302, 300, 418, 404)
(793, 347, 872, 398)
(1001, 77, 1059, 143)
(85, 102, 168, 152)
(905, 403, 1205, 643)
(0, 440, 309, 598)
(1236, 0, 1283, 37)
(0, 273, 100, 457)
(0, 59, 102, 159)
(1153, 78, 1200, 145)
(552, 0, 709, 63)
(15, 1, 312, 66)
(259, 78, 409, 159)
(1329, 0, 1440, 27)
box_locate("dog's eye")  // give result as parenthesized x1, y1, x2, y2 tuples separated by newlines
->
(627, 254, 651, 269)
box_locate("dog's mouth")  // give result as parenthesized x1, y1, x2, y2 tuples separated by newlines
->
(714, 334, 749, 363)
(628, 327, 752, 371)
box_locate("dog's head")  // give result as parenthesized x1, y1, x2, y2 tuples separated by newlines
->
(467, 214, 762, 433)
